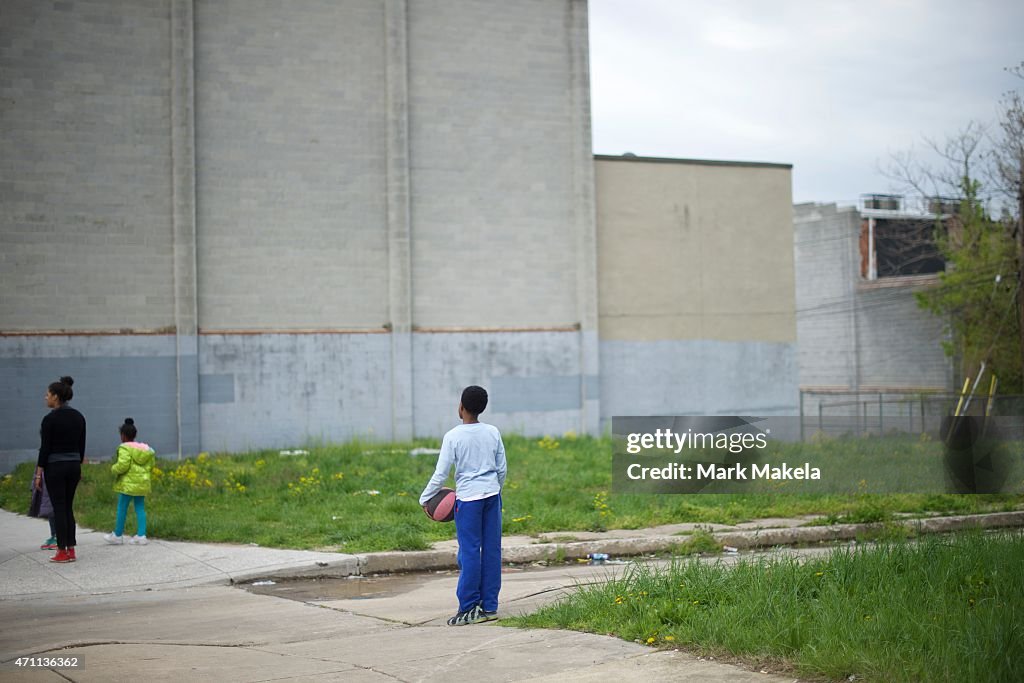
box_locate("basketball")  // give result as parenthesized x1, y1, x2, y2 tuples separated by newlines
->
(423, 487, 456, 522)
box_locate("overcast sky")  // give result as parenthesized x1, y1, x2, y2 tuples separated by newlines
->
(588, 0, 1024, 205)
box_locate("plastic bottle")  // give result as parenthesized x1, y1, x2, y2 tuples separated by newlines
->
(588, 552, 609, 565)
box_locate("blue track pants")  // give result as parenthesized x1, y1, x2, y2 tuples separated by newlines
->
(454, 493, 502, 613)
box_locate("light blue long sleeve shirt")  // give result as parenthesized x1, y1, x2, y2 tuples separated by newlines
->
(419, 422, 507, 505)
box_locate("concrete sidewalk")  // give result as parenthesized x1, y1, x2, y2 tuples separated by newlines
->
(1, 508, 1021, 681)
(0, 509, 360, 600)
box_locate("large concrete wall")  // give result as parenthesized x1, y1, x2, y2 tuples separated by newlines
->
(595, 156, 800, 420)
(0, 0, 598, 467)
(0, 0, 175, 332)
(793, 202, 953, 416)
(407, 0, 583, 328)
(194, 0, 390, 331)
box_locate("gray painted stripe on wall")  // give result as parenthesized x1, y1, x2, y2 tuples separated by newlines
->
(0, 355, 180, 462)
(490, 375, 591, 413)
(199, 373, 235, 404)
(599, 339, 800, 418)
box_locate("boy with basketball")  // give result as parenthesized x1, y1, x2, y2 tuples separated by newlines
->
(420, 385, 507, 625)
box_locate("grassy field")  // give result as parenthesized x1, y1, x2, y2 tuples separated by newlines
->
(507, 531, 1024, 682)
(1, 435, 1020, 553)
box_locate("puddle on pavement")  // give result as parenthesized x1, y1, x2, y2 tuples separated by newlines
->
(241, 565, 542, 603)
(243, 572, 448, 602)
(241, 546, 863, 605)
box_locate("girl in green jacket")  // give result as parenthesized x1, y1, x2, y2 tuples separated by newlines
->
(103, 418, 155, 546)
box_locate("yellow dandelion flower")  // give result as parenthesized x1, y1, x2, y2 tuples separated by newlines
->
(645, 637, 656, 645)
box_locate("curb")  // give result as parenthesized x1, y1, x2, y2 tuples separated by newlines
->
(227, 557, 361, 584)
(236, 510, 1024, 582)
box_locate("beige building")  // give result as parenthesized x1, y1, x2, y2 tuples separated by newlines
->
(595, 155, 799, 420)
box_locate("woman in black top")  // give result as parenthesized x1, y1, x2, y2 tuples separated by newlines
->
(35, 376, 86, 563)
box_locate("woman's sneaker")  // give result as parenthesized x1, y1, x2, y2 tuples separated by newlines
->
(129, 535, 148, 545)
(103, 533, 124, 545)
(447, 605, 487, 626)
(40, 537, 58, 550)
(49, 549, 73, 563)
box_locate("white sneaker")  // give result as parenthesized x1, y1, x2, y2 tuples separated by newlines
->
(104, 533, 124, 545)
(129, 535, 148, 545)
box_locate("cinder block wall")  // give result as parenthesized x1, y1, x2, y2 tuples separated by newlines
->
(194, 0, 390, 331)
(407, 0, 581, 327)
(406, 0, 599, 437)
(0, 0, 175, 331)
(1, 0, 597, 466)
(0, 0, 181, 470)
(793, 204, 862, 390)
(793, 202, 953, 418)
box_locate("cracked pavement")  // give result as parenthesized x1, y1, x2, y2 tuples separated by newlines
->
(0, 507, 869, 682)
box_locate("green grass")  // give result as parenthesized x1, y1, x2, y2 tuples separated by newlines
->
(1, 435, 1020, 553)
(670, 528, 723, 555)
(507, 531, 1024, 682)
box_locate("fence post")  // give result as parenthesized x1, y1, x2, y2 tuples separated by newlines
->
(800, 391, 805, 442)
(879, 393, 883, 435)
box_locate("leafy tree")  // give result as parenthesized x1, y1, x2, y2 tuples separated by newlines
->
(885, 64, 1024, 393)
(914, 176, 1021, 393)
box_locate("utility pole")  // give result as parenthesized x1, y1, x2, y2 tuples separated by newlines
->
(1019, 155, 1024, 391)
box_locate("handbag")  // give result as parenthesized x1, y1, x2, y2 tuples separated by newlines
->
(27, 473, 54, 518)
(28, 485, 42, 518)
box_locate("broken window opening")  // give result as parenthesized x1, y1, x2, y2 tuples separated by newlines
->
(859, 217, 946, 280)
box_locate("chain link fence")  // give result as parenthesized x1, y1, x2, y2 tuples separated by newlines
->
(798, 390, 1024, 440)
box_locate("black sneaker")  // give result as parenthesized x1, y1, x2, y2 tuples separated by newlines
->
(447, 605, 486, 626)
(480, 608, 499, 622)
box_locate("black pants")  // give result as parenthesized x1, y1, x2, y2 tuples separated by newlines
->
(44, 461, 81, 549)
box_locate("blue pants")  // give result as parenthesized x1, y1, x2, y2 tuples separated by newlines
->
(454, 493, 502, 613)
(115, 494, 147, 537)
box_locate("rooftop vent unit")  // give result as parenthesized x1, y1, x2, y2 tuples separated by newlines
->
(862, 194, 903, 211)
(927, 196, 960, 215)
